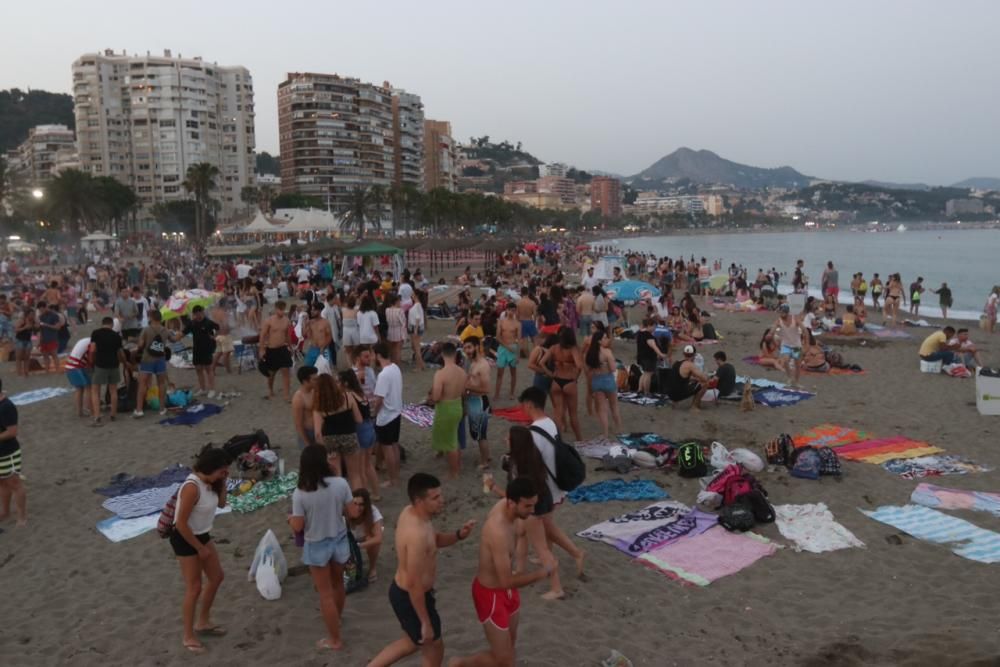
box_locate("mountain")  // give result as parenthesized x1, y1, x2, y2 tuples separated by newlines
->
(860, 179, 932, 191)
(0, 88, 75, 152)
(629, 147, 812, 190)
(951, 177, 1000, 191)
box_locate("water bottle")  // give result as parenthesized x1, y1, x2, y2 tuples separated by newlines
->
(694, 353, 705, 373)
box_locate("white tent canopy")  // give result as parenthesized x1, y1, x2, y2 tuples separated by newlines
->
(280, 207, 340, 233)
(243, 209, 283, 233)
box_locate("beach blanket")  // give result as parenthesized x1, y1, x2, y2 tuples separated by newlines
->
(736, 376, 788, 389)
(882, 455, 993, 480)
(741, 357, 863, 375)
(101, 483, 181, 519)
(575, 437, 617, 460)
(832, 436, 944, 464)
(637, 526, 777, 586)
(228, 472, 298, 514)
(97, 506, 231, 543)
(911, 483, 1000, 517)
(402, 403, 434, 428)
(158, 403, 223, 426)
(752, 387, 815, 407)
(617, 433, 672, 449)
(617, 392, 670, 407)
(870, 328, 912, 339)
(492, 405, 533, 424)
(578, 501, 712, 556)
(792, 424, 867, 449)
(568, 479, 668, 504)
(774, 503, 865, 553)
(9, 387, 73, 406)
(861, 504, 1000, 563)
(94, 465, 191, 498)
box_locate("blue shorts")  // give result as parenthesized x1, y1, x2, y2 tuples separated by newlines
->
(66, 368, 92, 388)
(140, 358, 168, 375)
(591, 372, 617, 395)
(465, 395, 490, 441)
(356, 419, 376, 450)
(304, 346, 332, 368)
(779, 345, 802, 361)
(297, 427, 316, 450)
(14, 339, 32, 352)
(496, 344, 519, 369)
(520, 320, 538, 338)
(302, 532, 351, 567)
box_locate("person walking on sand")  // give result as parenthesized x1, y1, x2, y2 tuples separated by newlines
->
(448, 477, 555, 667)
(292, 366, 319, 449)
(0, 379, 27, 527)
(464, 337, 493, 470)
(774, 304, 806, 388)
(90, 316, 126, 425)
(430, 342, 467, 480)
(260, 300, 293, 401)
(372, 343, 403, 488)
(494, 302, 520, 400)
(133, 310, 179, 418)
(170, 445, 230, 655)
(910, 277, 925, 317)
(367, 473, 476, 667)
(288, 444, 359, 652)
(183, 305, 220, 398)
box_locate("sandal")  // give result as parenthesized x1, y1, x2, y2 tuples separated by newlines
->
(183, 640, 206, 654)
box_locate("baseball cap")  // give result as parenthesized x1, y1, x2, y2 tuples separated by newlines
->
(683, 344, 695, 355)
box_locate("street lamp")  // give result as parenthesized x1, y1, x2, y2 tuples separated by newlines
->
(32, 188, 44, 200)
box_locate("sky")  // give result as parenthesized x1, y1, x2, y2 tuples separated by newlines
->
(3, 0, 998, 185)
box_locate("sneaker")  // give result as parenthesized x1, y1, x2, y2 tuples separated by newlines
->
(132, 410, 144, 418)
(193, 389, 205, 397)
(159, 409, 168, 416)
(206, 390, 216, 399)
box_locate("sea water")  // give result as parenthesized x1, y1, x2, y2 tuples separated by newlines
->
(600, 229, 998, 320)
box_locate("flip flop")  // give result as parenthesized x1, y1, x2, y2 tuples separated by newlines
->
(183, 641, 206, 654)
(195, 626, 227, 636)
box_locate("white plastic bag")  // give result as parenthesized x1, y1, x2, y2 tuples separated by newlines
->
(710, 441, 732, 469)
(697, 490, 723, 511)
(247, 529, 288, 583)
(255, 553, 282, 601)
(730, 448, 765, 473)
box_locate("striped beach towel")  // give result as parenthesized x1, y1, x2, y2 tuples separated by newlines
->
(9, 387, 73, 406)
(792, 424, 867, 449)
(860, 504, 1000, 563)
(882, 455, 993, 479)
(911, 483, 1000, 517)
(833, 436, 944, 464)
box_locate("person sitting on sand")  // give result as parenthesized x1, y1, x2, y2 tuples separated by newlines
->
(853, 297, 867, 328)
(949, 328, 983, 369)
(918, 325, 960, 365)
(665, 344, 709, 409)
(802, 332, 830, 373)
(840, 305, 859, 335)
(348, 488, 384, 584)
(757, 328, 786, 371)
(705, 350, 737, 401)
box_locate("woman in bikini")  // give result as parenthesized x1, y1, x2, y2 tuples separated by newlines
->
(540, 327, 583, 441)
(758, 328, 786, 371)
(528, 334, 558, 394)
(580, 321, 607, 417)
(884, 273, 905, 328)
(586, 329, 622, 438)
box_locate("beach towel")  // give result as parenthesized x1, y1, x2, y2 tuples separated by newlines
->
(752, 387, 815, 408)
(774, 503, 864, 553)
(911, 483, 1000, 517)
(575, 437, 617, 460)
(228, 472, 299, 514)
(402, 403, 434, 428)
(567, 479, 669, 504)
(9, 387, 73, 406)
(158, 403, 223, 426)
(94, 465, 191, 498)
(617, 392, 670, 407)
(101, 483, 181, 519)
(492, 405, 533, 424)
(97, 506, 231, 543)
(792, 424, 867, 450)
(617, 433, 672, 449)
(736, 376, 788, 389)
(860, 504, 1000, 563)
(832, 436, 944, 464)
(870, 328, 912, 339)
(882, 455, 993, 480)
(637, 526, 777, 586)
(578, 501, 701, 556)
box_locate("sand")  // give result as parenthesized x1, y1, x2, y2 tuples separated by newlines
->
(2, 304, 1000, 666)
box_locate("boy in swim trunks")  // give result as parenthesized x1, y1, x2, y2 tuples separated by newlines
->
(494, 303, 521, 400)
(430, 343, 466, 480)
(515, 288, 538, 350)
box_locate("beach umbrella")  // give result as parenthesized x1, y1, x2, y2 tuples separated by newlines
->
(160, 289, 219, 321)
(709, 275, 729, 291)
(524, 243, 542, 252)
(605, 280, 661, 304)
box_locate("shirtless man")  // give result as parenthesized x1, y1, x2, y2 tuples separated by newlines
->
(515, 289, 537, 357)
(368, 473, 475, 667)
(291, 366, 319, 449)
(304, 302, 333, 373)
(774, 304, 806, 387)
(494, 303, 520, 400)
(464, 338, 493, 469)
(259, 300, 292, 401)
(430, 343, 467, 480)
(448, 478, 554, 667)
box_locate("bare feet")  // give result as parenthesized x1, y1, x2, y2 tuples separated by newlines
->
(541, 590, 565, 601)
(317, 638, 343, 650)
(575, 551, 587, 580)
(183, 640, 206, 654)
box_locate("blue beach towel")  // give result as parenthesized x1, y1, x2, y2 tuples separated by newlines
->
(158, 403, 223, 426)
(567, 479, 669, 504)
(753, 387, 815, 408)
(10, 387, 73, 406)
(860, 504, 1000, 563)
(94, 464, 191, 498)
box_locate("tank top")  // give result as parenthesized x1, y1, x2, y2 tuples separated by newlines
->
(322, 406, 356, 436)
(175, 474, 218, 535)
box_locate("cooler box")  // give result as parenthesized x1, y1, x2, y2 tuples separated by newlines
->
(786, 293, 806, 313)
(976, 368, 1000, 415)
(920, 360, 942, 374)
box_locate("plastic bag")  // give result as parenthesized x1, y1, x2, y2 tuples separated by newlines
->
(255, 553, 282, 600)
(248, 529, 288, 583)
(730, 448, 765, 473)
(710, 441, 732, 469)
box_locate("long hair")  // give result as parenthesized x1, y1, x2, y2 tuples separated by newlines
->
(351, 488, 374, 534)
(586, 329, 606, 369)
(298, 444, 330, 492)
(508, 426, 547, 494)
(760, 328, 774, 350)
(313, 373, 346, 414)
(558, 326, 577, 349)
(193, 444, 232, 475)
(338, 369, 364, 398)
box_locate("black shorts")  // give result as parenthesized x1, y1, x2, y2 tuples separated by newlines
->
(533, 485, 554, 516)
(266, 346, 293, 371)
(669, 382, 701, 402)
(375, 416, 401, 446)
(389, 580, 441, 646)
(122, 328, 142, 340)
(193, 347, 215, 367)
(639, 358, 658, 373)
(170, 530, 210, 557)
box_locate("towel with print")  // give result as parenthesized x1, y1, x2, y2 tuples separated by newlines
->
(567, 479, 669, 504)
(578, 502, 715, 556)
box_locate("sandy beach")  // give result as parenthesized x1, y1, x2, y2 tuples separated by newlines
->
(2, 303, 1000, 667)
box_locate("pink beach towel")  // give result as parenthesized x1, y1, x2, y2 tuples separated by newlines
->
(637, 526, 777, 586)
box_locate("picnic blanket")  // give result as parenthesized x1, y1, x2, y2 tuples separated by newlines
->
(882, 455, 993, 480)
(792, 424, 867, 449)
(637, 526, 777, 586)
(741, 357, 864, 375)
(9, 387, 73, 406)
(833, 436, 944, 464)
(575, 437, 617, 460)
(101, 483, 181, 519)
(568, 479, 668, 504)
(911, 483, 1000, 517)
(492, 405, 533, 424)
(870, 328, 912, 339)
(774, 503, 865, 553)
(158, 403, 223, 426)
(752, 387, 815, 407)
(228, 472, 298, 514)
(860, 504, 1000, 563)
(94, 465, 191, 498)
(402, 403, 434, 428)
(578, 501, 715, 556)
(617, 392, 670, 407)
(97, 506, 231, 543)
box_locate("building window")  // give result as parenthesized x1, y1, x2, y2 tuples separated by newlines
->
(159, 119, 175, 127)
(185, 120, 199, 128)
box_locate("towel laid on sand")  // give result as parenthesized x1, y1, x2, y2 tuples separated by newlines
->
(94, 465, 191, 498)
(741, 357, 864, 375)
(617, 392, 670, 407)
(579, 501, 715, 556)
(568, 479, 668, 504)
(617, 433, 672, 449)
(402, 403, 434, 428)
(9, 387, 73, 406)
(97, 506, 231, 543)
(861, 504, 1000, 563)
(752, 387, 815, 407)
(736, 376, 788, 389)
(911, 483, 1000, 517)
(158, 403, 223, 426)
(228, 472, 298, 513)
(637, 526, 777, 586)
(882, 455, 993, 480)
(492, 405, 533, 424)
(101, 483, 181, 519)
(774, 503, 865, 553)
(575, 437, 617, 460)
(833, 436, 944, 464)
(870, 328, 912, 339)
(792, 424, 867, 449)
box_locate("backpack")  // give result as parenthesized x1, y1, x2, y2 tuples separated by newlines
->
(815, 446, 842, 476)
(156, 480, 194, 538)
(718, 501, 756, 532)
(720, 473, 756, 506)
(627, 363, 641, 392)
(744, 487, 775, 523)
(530, 425, 586, 492)
(763, 434, 794, 466)
(223, 430, 270, 460)
(147, 333, 167, 357)
(677, 442, 708, 478)
(616, 365, 629, 391)
(789, 447, 822, 480)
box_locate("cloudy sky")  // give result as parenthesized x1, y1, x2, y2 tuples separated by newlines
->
(3, 0, 997, 184)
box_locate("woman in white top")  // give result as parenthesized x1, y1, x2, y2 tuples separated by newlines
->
(356, 294, 381, 346)
(407, 290, 426, 370)
(288, 445, 359, 651)
(347, 488, 384, 583)
(170, 445, 230, 655)
(341, 295, 360, 362)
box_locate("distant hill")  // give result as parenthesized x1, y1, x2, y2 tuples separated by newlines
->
(860, 179, 932, 191)
(952, 177, 1000, 191)
(0, 88, 75, 152)
(629, 147, 812, 190)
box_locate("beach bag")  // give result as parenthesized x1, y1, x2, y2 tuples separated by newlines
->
(763, 434, 794, 467)
(167, 389, 192, 408)
(148, 333, 167, 357)
(744, 488, 775, 524)
(815, 446, 842, 476)
(248, 529, 288, 584)
(616, 365, 629, 391)
(677, 442, 708, 478)
(530, 425, 586, 492)
(155, 487, 182, 538)
(789, 447, 822, 480)
(223, 430, 270, 460)
(627, 363, 641, 392)
(718, 501, 756, 532)
(344, 531, 368, 595)
(720, 472, 756, 507)
(255, 553, 282, 601)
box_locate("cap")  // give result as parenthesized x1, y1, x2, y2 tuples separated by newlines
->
(779, 303, 790, 312)
(683, 344, 695, 355)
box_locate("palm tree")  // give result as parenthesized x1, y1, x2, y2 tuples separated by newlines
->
(389, 184, 404, 238)
(240, 185, 258, 218)
(93, 176, 139, 235)
(47, 169, 102, 235)
(369, 185, 385, 236)
(183, 162, 220, 241)
(257, 184, 276, 213)
(0, 156, 8, 209)
(401, 185, 422, 237)
(342, 186, 375, 240)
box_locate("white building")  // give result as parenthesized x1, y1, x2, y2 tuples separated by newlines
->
(391, 88, 424, 190)
(11, 124, 77, 184)
(540, 162, 568, 178)
(72, 49, 256, 224)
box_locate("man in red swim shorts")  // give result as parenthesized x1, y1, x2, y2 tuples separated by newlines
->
(450, 477, 555, 667)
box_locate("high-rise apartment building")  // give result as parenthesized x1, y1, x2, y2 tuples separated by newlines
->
(11, 124, 77, 184)
(423, 119, 458, 192)
(277, 72, 395, 211)
(390, 89, 424, 190)
(590, 176, 622, 218)
(71, 49, 256, 223)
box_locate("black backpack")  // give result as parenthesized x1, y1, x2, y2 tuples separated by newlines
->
(530, 425, 586, 492)
(223, 430, 270, 460)
(677, 442, 708, 478)
(718, 501, 756, 532)
(147, 333, 166, 357)
(627, 363, 641, 392)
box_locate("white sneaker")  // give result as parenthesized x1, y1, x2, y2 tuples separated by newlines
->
(132, 410, 144, 418)
(206, 390, 216, 399)
(193, 389, 205, 397)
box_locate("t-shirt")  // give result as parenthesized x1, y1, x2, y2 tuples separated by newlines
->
(919, 331, 948, 357)
(636, 330, 657, 365)
(530, 417, 565, 504)
(235, 263, 252, 280)
(39, 310, 61, 343)
(91, 327, 123, 369)
(374, 362, 403, 426)
(583, 274, 599, 290)
(716, 363, 737, 397)
(115, 297, 139, 330)
(357, 310, 380, 344)
(184, 318, 219, 355)
(352, 505, 383, 541)
(354, 365, 377, 400)
(296, 268, 311, 283)
(399, 282, 414, 305)
(460, 325, 485, 343)
(291, 476, 352, 542)
(0, 397, 20, 457)
(138, 324, 168, 363)
(65, 337, 92, 370)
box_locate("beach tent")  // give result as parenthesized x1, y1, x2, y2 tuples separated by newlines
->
(281, 208, 340, 234)
(6, 240, 38, 253)
(206, 244, 266, 257)
(342, 241, 404, 277)
(243, 210, 282, 234)
(80, 232, 117, 252)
